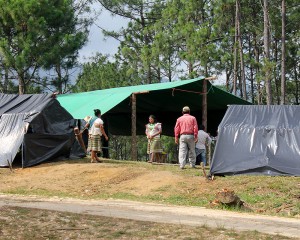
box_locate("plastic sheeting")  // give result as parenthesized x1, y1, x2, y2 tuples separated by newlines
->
(0, 93, 78, 167)
(58, 77, 251, 136)
(210, 105, 300, 176)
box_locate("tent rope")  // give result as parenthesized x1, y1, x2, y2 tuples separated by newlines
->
(172, 85, 213, 96)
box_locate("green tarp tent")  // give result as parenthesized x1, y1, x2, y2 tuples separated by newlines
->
(57, 77, 251, 136)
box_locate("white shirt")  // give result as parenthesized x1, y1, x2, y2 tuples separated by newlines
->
(89, 118, 104, 136)
(195, 130, 212, 149)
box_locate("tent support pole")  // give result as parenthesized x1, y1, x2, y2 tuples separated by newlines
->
(202, 80, 207, 130)
(131, 93, 137, 161)
(21, 142, 24, 168)
(202, 76, 216, 130)
(131, 91, 149, 161)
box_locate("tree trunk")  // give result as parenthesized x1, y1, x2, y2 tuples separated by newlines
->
(4, 67, 9, 93)
(55, 63, 63, 93)
(274, 39, 280, 104)
(233, 0, 239, 96)
(237, 0, 246, 100)
(294, 65, 299, 105)
(18, 74, 25, 94)
(249, 36, 255, 103)
(280, 0, 286, 105)
(264, 0, 273, 105)
(254, 34, 261, 105)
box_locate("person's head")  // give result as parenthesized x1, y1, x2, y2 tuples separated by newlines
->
(199, 124, 205, 131)
(149, 115, 157, 124)
(182, 106, 190, 114)
(94, 109, 101, 117)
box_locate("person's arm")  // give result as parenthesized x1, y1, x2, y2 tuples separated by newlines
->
(100, 125, 108, 141)
(150, 123, 162, 139)
(206, 133, 212, 145)
(174, 120, 180, 144)
(193, 118, 198, 143)
(145, 124, 150, 139)
(84, 122, 90, 129)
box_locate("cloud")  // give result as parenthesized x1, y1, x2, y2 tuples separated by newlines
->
(78, 8, 129, 63)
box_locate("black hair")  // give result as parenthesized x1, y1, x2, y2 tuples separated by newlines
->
(149, 114, 157, 123)
(199, 124, 205, 130)
(94, 109, 101, 116)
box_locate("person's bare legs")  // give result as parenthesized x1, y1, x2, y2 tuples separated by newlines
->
(91, 151, 96, 163)
(151, 152, 155, 163)
(95, 152, 102, 162)
(148, 153, 153, 163)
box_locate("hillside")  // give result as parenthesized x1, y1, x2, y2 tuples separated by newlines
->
(1, 158, 299, 218)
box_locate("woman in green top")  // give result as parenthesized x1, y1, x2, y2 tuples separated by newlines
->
(145, 115, 163, 163)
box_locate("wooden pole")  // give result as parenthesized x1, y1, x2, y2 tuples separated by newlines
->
(130, 91, 149, 161)
(131, 93, 137, 161)
(202, 79, 208, 131)
(202, 76, 217, 130)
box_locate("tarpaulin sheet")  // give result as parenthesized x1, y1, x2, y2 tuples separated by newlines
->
(58, 77, 251, 136)
(0, 93, 77, 167)
(210, 105, 300, 176)
(0, 114, 26, 166)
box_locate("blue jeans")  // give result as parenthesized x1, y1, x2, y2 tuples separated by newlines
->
(196, 148, 206, 166)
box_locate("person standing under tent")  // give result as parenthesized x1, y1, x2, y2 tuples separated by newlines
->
(195, 124, 212, 167)
(174, 106, 198, 169)
(87, 109, 108, 163)
(145, 115, 163, 163)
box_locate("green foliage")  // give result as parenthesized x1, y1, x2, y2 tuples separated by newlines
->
(73, 53, 141, 92)
(0, 0, 90, 94)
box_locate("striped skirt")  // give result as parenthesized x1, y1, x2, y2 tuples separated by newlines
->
(87, 135, 102, 152)
(147, 138, 163, 154)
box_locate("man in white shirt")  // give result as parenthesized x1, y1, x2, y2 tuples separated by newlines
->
(195, 124, 212, 167)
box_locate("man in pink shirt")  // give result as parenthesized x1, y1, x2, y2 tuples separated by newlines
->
(174, 106, 198, 169)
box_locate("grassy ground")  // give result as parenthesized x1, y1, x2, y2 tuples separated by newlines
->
(0, 158, 300, 218)
(0, 206, 292, 240)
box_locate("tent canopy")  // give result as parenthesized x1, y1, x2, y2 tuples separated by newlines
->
(0, 93, 78, 167)
(58, 77, 251, 136)
(210, 105, 300, 176)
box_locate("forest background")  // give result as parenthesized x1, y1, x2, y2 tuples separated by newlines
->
(0, 0, 299, 161)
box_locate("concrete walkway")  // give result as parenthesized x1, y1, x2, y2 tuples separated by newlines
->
(0, 194, 299, 238)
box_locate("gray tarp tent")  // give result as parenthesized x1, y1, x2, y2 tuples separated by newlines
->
(0, 93, 80, 167)
(210, 105, 300, 176)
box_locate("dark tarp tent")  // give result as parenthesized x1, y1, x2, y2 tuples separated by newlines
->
(210, 105, 300, 176)
(0, 93, 79, 168)
(57, 77, 250, 136)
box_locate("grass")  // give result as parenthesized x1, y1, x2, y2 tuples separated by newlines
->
(0, 206, 292, 240)
(1, 159, 300, 218)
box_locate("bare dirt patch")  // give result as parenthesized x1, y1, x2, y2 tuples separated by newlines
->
(0, 159, 190, 198)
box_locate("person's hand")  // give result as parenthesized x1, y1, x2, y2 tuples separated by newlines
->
(105, 136, 108, 141)
(194, 137, 198, 143)
(175, 138, 178, 144)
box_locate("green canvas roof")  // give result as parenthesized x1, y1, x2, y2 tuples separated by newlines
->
(57, 77, 251, 136)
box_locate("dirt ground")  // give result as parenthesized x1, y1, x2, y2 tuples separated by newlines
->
(0, 158, 200, 198)
(1, 158, 300, 239)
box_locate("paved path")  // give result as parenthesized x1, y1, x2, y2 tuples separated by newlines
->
(0, 194, 299, 238)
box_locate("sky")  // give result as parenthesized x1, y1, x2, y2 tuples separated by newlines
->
(76, 5, 223, 84)
(78, 5, 128, 63)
